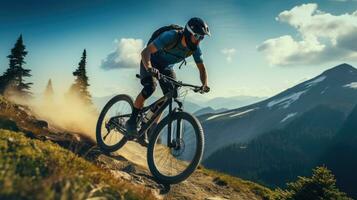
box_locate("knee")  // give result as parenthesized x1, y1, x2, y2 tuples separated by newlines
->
(141, 83, 156, 99)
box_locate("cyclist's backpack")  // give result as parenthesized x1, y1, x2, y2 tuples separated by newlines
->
(147, 24, 192, 69)
(147, 24, 184, 50)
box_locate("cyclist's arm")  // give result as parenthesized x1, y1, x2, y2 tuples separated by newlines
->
(196, 63, 208, 87)
(141, 43, 158, 70)
(193, 47, 208, 87)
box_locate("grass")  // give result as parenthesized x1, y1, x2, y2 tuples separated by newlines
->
(199, 167, 274, 200)
(0, 129, 156, 200)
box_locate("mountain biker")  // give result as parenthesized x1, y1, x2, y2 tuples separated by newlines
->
(126, 17, 211, 144)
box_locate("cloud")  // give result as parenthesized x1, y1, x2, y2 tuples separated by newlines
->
(221, 48, 236, 62)
(258, 3, 357, 66)
(101, 38, 144, 70)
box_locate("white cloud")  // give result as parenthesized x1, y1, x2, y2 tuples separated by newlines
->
(221, 48, 236, 62)
(258, 3, 357, 66)
(101, 38, 144, 70)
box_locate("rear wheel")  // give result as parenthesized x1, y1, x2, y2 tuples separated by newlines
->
(147, 111, 204, 184)
(96, 94, 133, 153)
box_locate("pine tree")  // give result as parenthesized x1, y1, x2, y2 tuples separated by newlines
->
(0, 35, 32, 97)
(68, 49, 92, 106)
(274, 166, 352, 200)
(43, 79, 54, 103)
(0, 74, 9, 94)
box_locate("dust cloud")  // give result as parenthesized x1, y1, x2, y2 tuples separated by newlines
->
(10, 92, 99, 140)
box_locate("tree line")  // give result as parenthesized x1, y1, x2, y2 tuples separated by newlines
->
(0, 35, 92, 107)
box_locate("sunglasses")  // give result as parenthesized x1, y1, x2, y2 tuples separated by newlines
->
(193, 34, 205, 41)
(186, 25, 205, 41)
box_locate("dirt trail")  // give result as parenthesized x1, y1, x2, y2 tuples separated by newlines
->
(97, 141, 264, 200)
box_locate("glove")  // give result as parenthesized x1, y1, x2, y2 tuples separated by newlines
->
(201, 85, 210, 93)
(147, 67, 160, 78)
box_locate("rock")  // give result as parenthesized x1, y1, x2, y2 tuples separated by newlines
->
(110, 170, 132, 181)
(33, 120, 48, 129)
(0, 117, 19, 131)
(122, 164, 137, 173)
(213, 177, 228, 187)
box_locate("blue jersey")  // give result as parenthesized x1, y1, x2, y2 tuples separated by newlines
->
(151, 30, 203, 69)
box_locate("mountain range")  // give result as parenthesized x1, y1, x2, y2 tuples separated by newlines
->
(201, 63, 357, 198)
(198, 63, 357, 159)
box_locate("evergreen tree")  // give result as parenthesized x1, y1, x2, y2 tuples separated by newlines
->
(43, 79, 54, 103)
(0, 74, 9, 94)
(68, 49, 92, 106)
(274, 166, 351, 200)
(0, 35, 32, 97)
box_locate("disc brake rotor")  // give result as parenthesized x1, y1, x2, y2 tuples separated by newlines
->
(171, 138, 185, 157)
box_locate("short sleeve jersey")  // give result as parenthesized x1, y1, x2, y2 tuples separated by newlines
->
(151, 30, 203, 69)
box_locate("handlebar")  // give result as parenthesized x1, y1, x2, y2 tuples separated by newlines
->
(136, 74, 207, 93)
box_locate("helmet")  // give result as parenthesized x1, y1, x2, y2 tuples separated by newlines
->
(184, 17, 210, 51)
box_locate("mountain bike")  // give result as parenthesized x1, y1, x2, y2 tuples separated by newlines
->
(96, 74, 208, 184)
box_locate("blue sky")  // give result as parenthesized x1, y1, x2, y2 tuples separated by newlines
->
(1, 0, 357, 99)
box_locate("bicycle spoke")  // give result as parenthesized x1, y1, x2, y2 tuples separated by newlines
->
(98, 96, 132, 148)
(152, 116, 199, 178)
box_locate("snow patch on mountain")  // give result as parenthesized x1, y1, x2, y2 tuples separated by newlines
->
(206, 111, 235, 121)
(280, 112, 298, 123)
(267, 90, 308, 109)
(343, 82, 357, 89)
(305, 76, 326, 88)
(229, 108, 257, 118)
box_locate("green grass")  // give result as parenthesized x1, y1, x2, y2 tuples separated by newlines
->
(200, 167, 274, 200)
(0, 129, 155, 200)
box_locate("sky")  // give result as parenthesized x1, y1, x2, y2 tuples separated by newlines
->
(1, 0, 357, 100)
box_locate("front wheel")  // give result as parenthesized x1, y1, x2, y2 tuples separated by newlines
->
(96, 94, 133, 153)
(147, 111, 204, 184)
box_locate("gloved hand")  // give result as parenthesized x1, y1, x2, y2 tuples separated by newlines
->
(201, 85, 210, 93)
(147, 67, 160, 79)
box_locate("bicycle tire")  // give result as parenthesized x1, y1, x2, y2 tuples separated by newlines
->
(147, 111, 204, 184)
(96, 94, 133, 153)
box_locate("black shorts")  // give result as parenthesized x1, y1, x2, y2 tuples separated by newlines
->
(140, 62, 176, 96)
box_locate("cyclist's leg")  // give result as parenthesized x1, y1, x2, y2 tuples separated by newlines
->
(154, 68, 177, 124)
(126, 62, 157, 133)
(159, 68, 177, 96)
(139, 62, 158, 101)
(141, 68, 175, 141)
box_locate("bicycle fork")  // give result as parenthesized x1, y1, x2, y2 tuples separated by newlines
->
(167, 115, 183, 149)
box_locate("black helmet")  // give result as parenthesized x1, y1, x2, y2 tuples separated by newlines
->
(184, 17, 210, 51)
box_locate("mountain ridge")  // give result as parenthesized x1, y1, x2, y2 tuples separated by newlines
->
(199, 63, 357, 159)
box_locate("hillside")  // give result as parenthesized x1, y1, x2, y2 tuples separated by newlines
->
(323, 104, 357, 198)
(198, 63, 357, 159)
(0, 129, 156, 200)
(0, 95, 272, 200)
(204, 105, 345, 187)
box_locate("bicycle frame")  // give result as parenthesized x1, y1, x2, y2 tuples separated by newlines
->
(127, 73, 203, 146)
(138, 87, 183, 147)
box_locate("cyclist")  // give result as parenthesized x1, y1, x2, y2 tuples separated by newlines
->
(126, 17, 211, 144)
